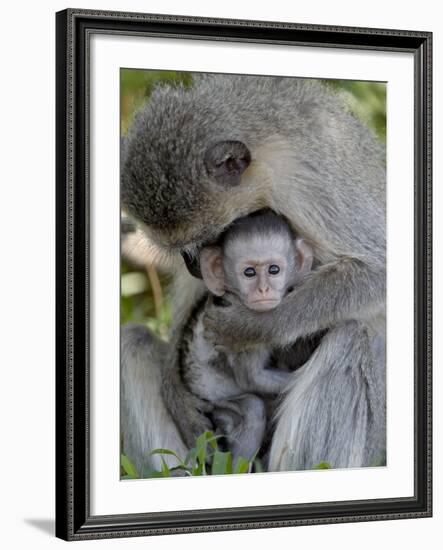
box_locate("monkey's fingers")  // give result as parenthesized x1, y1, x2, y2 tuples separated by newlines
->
(184, 412, 215, 448)
(191, 394, 214, 414)
(175, 394, 214, 445)
(212, 413, 235, 435)
(213, 398, 244, 416)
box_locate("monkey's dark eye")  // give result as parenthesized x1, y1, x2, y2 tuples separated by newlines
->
(268, 264, 280, 275)
(243, 267, 256, 278)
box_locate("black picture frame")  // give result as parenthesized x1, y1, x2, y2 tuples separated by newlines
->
(55, 8, 432, 541)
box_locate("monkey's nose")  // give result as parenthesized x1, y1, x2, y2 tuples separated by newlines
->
(258, 286, 269, 295)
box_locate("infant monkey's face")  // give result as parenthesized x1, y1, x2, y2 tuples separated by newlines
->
(237, 261, 286, 311)
(200, 212, 313, 310)
(224, 235, 292, 312)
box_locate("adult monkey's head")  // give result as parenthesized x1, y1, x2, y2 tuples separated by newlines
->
(121, 79, 271, 256)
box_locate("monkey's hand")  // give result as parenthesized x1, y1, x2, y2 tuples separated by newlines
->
(162, 379, 215, 449)
(180, 394, 215, 449)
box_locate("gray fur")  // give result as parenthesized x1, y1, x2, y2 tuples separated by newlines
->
(212, 395, 266, 466)
(121, 324, 188, 474)
(221, 208, 295, 247)
(178, 299, 290, 461)
(269, 320, 386, 470)
(121, 73, 386, 472)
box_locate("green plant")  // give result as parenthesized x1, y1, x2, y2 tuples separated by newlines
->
(314, 461, 332, 469)
(121, 431, 333, 479)
(121, 431, 263, 479)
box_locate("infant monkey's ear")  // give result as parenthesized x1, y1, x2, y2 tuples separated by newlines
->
(200, 246, 226, 296)
(294, 237, 314, 276)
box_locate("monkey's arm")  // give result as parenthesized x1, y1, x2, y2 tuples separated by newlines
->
(248, 368, 292, 394)
(205, 258, 385, 348)
(232, 352, 292, 394)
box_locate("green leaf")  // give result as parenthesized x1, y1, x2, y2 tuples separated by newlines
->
(192, 462, 204, 476)
(234, 456, 251, 474)
(121, 454, 139, 479)
(185, 448, 198, 469)
(197, 430, 213, 444)
(253, 458, 264, 473)
(207, 433, 219, 451)
(314, 462, 332, 469)
(149, 448, 185, 465)
(160, 457, 171, 477)
(143, 470, 167, 479)
(195, 431, 212, 471)
(234, 458, 250, 474)
(211, 450, 233, 475)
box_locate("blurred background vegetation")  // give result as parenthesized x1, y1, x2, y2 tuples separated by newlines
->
(120, 70, 386, 337)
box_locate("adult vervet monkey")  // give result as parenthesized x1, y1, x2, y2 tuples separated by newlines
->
(121, 74, 386, 474)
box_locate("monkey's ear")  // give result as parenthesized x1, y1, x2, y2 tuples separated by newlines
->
(294, 237, 314, 276)
(200, 246, 226, 296)
(204, 141, 251, 186)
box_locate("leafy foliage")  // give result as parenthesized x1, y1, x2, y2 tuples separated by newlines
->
(314, 461, 332, 470)
(121, 431, 263, 478)
(120, 259, 172, 339)
(121, 432, 334, 479)
(120, 454, 139, 480)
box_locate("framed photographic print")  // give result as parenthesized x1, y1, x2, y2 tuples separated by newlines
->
(55, 9, 432, 541)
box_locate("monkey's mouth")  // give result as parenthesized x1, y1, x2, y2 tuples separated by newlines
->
(248, 299, 280, 311)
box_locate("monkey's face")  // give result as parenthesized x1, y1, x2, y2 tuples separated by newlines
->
(235, 261, 287, 311)
(224, 236, 293, 312)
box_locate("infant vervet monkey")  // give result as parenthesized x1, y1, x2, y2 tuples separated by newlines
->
(178, 210, 314, 464)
